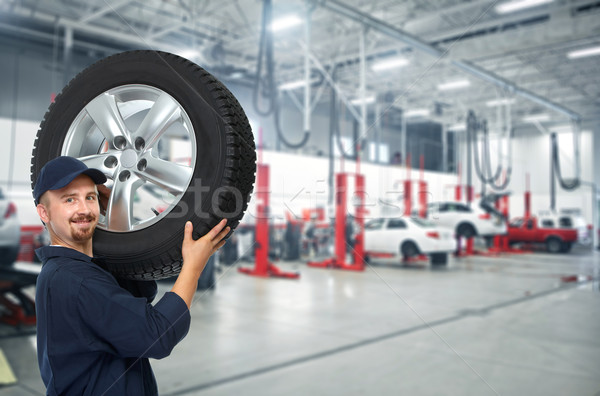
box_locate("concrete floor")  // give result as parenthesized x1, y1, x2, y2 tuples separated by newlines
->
(1, 247, 599, 396)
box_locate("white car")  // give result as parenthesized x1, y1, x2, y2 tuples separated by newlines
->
(425, 201, 506, 239)
(364, 217, 456, 265)
(0, 188, 21, 266)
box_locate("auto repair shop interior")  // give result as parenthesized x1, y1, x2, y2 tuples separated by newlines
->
(0, 0, 599, 395)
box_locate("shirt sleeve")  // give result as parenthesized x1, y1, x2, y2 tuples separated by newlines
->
(77, 273, 191, 359)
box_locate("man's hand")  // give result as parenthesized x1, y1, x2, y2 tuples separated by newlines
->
(172, 219, 230, 308)
(182, 219, 229, 275)
(97, 184, 111, 216)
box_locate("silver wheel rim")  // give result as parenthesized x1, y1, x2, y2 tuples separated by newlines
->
(61, 84, 197, 232)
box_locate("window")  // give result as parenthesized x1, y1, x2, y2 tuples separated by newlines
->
(510, 219, 523, 228)
(387, 219, 407, 229)
(455, 204, 471, 212)
(411, 217, 435, 228)
(558, 217, 573, 228)
(541, 219, 554, 228)
(365, 219, 384, 230)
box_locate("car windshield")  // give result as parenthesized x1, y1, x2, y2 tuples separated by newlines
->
(410, 217, 435, 228)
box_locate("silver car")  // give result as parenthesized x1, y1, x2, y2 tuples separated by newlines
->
(0, 188, 21, 266)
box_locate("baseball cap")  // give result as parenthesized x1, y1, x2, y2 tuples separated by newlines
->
(33, 156, 107, 205)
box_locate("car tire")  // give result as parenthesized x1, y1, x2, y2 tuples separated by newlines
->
(401, 241, 419, 259)
(0, 246, 20, 266)
(457, 223, 476, 239)
(545, 237, 562, 254)
(560, 242, 572, 253)
(30, 51, 256, 280)
(430, 252, 448, 266)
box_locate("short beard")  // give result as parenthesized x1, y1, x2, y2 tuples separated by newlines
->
(70, 215, 97, 242)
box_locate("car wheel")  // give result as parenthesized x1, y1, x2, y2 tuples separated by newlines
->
(457, 223, 476, 239)
(0, 246, 20, 266)
(545, 237, 562, 254)
(560, 242, 572, 253)
(430, 253, 448, 266)
(401, 241, 418, 259)
(31, 51, 256, 280)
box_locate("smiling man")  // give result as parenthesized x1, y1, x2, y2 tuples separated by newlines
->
(33, 156, 228, 396)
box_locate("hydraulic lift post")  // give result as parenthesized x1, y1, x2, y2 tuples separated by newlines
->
(238, 163, 299, 279)
(307, 172, 365, 271)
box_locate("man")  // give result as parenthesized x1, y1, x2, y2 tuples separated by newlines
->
(33, 156, 228, 395)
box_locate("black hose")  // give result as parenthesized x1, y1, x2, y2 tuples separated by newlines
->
(550, 132, 580, 190)
(252, 0, 310, 149)
(469, 111, 512, 191)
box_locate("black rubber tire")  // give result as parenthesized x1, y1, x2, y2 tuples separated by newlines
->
(457, 223, 476, 239)
(560, 242, 572, 253)
(30, 51, 256, 280)
(401, 241, 419, 259)
(430, 252, 448, 266)
(0, 246, 20, 266)
(545, 237, 562, 254)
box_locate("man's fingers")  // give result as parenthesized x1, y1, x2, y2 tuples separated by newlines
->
(214, 239, 226, 251)
(214, 226, 231, 244)
(183, 221, 193, 242)
(208, 219, 228, 239)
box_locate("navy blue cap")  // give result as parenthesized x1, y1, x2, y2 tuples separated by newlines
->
(33, 156, 107, 205)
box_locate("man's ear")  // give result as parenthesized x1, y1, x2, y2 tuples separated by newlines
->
(37, 203, 50, 224)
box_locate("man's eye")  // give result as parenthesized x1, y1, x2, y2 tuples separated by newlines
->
(66, 198, 74, 203)
(87, 195, 97, 201)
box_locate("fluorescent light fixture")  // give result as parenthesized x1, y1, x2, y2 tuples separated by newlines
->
(567, 46, 600, 59)
(495, 0, 553, 14)
(404, 108, 430, 118)
(350, 96, 376, 105)
(270, 15, 302, 32)
(549, 124, 572, 133)
(279, 80, 307, 90)
(485, 98, 516, 107)
(372, 57, 409, 71)
(523, 113, 550, 123)
(437, 79, 471, 91)
(448, 123, 466, 131)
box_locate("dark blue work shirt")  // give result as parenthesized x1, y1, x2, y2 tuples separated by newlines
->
(35, 246, 191, 396)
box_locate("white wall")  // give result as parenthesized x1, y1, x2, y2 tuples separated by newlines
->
(457, 128, 596, 225)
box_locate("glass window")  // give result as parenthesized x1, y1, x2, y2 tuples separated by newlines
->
(411, 217, 435, 228)
(541, 219, 554, 228)
(365, 219, 384, 230)
(455, 204, 471, 212)
(509, 219, 523, 228)
(558, 217, 573, 228)
(387, 219, 407, 229)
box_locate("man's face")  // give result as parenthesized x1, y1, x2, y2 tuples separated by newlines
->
(38, 175, 100, 247)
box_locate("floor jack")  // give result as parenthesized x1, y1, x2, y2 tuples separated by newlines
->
(238, 164, 299, 279)
(307, 173, 365, 271)
(0, 268, 37, 327)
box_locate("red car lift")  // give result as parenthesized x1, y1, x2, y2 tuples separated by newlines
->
(307, 172, 366, 271)
(238, 163, 299, 279)
(453, 183, 476, 257)
(401, 154, 428, 263)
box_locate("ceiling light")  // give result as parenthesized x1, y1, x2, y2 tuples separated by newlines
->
(404, 109, 430, 118)
(495, 0, 553, 14)
(485, 98, 516, 107)
(270, 15, 303, 32)
(523, 113, 550, 122)
(372, 58, 409, 71)
(448, 123, 466, 131)
(437, 79, 471, 91)
(279, 80, 307, 90)
(350, 96, 376, 105)
(567, 46, 600, 59)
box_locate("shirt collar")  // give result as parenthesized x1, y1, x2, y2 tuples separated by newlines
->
(36, 245, 94, 264)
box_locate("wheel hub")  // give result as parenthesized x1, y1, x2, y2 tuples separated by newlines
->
(120, 149, 138, 169)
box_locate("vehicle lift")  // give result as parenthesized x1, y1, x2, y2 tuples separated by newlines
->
(238, 163, 299, 279)
(307, 172, 366, 271)
(0, 265, 38, 328)
(400, 154, 429, 263)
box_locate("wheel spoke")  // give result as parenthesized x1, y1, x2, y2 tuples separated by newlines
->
(77, 153, 119, 179)
(134, 92, 181, 150)
(105, 175, 143, 231)
(85, 93, 131, 146)
(137, 156, 192, 195)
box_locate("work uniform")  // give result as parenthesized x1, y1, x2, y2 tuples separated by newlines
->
(35, 246, 190, 396)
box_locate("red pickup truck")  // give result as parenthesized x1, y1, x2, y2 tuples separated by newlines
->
(507, 216, 577, 253)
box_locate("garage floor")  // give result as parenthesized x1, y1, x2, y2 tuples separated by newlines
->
(1, 247, 599, 396)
